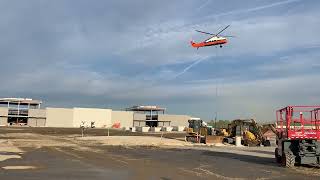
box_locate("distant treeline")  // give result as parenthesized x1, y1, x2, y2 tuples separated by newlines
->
(207, 120, 231, 129)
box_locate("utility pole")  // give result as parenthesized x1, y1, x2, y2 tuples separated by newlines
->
(215, 77, 218, 129)
(214, 113, 217, 129)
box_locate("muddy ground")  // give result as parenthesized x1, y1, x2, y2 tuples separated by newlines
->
(0, 127, 319, 180)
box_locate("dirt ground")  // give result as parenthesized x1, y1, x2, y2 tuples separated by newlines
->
(0, 126, 187, 138)
(0, 126, 320, 180)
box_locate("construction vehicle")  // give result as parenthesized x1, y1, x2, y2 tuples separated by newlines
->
(226, 119, 271, 146)
(217, 128, 229, 136)
(185, 118, 208, 143)
(275, 106, 320, 168)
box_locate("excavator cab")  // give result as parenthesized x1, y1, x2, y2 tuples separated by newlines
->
(226, 119, 271, 146)
(185, 118, 208, 143)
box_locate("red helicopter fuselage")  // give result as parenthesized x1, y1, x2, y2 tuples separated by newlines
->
(191, 36, 227, 48)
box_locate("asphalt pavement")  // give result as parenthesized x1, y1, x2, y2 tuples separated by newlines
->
(0, 127, 319, 180)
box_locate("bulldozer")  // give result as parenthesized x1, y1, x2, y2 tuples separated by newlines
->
(185, 118, 209, 143)
(225, 119, 271, 146)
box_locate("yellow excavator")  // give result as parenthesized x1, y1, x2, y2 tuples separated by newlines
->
(226, 119, 272, 146)
(185, 118, 209, 143)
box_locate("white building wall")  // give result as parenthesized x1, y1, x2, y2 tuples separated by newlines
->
(39, 107, 191, 129)
(0, 107, 8, 126)
(111, 111, 134, 128)
(29, 109, 46, 118)
(28, 118, 46, 127)
(46, 108, 74, 127)
(133, 113, 146, 120)
(73, 108, 112, 128)
(158, 114, 190, 127)
(0, 117, 7, 126)
(0, 107, 8, 116)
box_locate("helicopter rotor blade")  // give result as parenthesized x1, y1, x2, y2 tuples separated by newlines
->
(215, 25, 230, 36)
(221, 35, 235, 37)
(195, 30, 215, 36)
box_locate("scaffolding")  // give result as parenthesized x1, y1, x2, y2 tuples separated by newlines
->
(276, 105, 320, 139)
(126, 105, 167, 127)
(0, 98, 42, 125)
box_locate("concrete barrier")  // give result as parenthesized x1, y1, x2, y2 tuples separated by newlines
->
(235, 136, 242, 147)
(136, 126, 150, 132)
(161, 126, 173, 132)
(124, 127, 131, 131)
(173, 126, 185, 132)
(150, 127, 162, 132)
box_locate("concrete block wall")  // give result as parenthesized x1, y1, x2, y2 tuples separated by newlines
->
(28, 118, 46, 127)
(46, 108, 74, 127)
(111, 111, 134, 128)
(46, 107, 112, 128)
(133, 113, 147, 127)
(150, 127, 161, 132)
(73, 108, 111, 128)
(133, 113, 146, 120)
(136, 126, 150, 132)
(162, 126, 173, 132)
(173, 126, 186, 131)
(28, 109, 46, 127)
(158, 114, 190, 127)
(5, 107, 191, 129)
(0, 107, 8, 126)
(0, 107, 8, 116)
(29, 109, 46, 118)
(0, 107, 8, 117)
(133, 120, 146, 127)
(0, 117, 7, 126)
(157, 121, 171, 127)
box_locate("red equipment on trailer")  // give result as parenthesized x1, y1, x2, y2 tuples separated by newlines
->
(275, 106, 320, 167)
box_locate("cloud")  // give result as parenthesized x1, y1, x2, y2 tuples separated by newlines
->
(0, 0, 320, 121)
(144, 74, 320, 121)
(170, 55, 210, 79)
(195, 0, 212, 12)
(110, 1, 319, 70)
(202, 0, 302, 20)
(255, 51, 320, 73)
(131, 11, 320, 62)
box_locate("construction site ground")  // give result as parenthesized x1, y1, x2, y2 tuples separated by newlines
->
(0, 127, 319, 179)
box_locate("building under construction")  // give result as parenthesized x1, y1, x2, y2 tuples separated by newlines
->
(0, 98, 44, 126)
(0, 98, 190, 129)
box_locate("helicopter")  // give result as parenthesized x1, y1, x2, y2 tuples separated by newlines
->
(190, 25, 233, 49)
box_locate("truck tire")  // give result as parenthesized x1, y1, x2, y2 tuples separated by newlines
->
(263, 140, 271, 147)
(186, 136, 195, 143)
(200, 137, 206, 144)
(281, 152, 295, 168)
(275, 148, 281, 163)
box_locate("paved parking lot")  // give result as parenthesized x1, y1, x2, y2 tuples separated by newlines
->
(0, 127, 319, 179)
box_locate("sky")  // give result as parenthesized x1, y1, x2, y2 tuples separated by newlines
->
(0, 0, 320, 122)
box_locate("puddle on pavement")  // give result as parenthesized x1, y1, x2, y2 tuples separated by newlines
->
(2, 166, 37, 170)
(0, 154, 21, 161)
